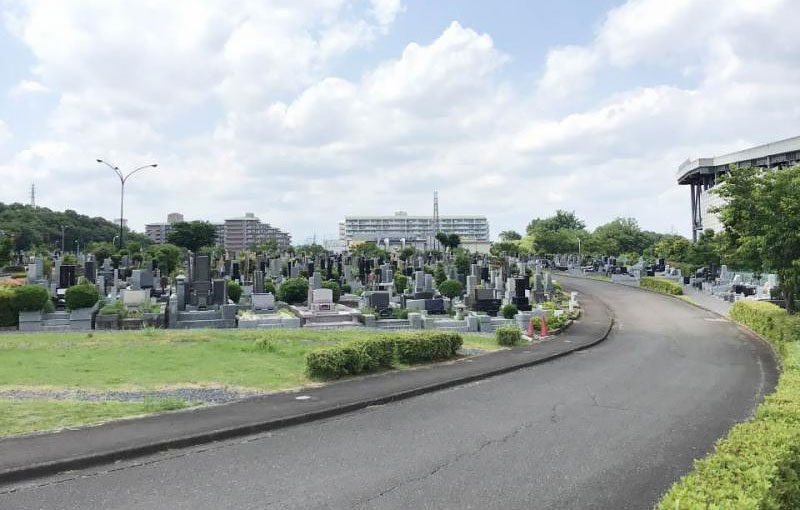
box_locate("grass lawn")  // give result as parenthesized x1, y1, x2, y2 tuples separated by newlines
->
(0, 398, 193, 438)
(0, 328, 500, 437)
(0, 329, 499, 392)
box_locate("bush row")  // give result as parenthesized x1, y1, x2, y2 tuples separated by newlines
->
(640, 276, 683, 296)
(659, 301, 800, 509)
(0, 284, 51, 327)
(306, 332, 463, 379)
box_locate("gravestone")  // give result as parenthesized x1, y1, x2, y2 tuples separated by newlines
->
(59, 265, 76, 288)
(253, 270, 264, 294)
(212, 279, 228, 306)
(84, 259, 96, 284)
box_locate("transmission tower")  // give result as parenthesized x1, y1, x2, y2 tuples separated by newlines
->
(433, 191, 440, 250)
(29, 183, 36, 207)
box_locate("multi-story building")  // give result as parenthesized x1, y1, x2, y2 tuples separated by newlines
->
(340, 211, 490, 247)
(222, 213, 292, 253)
(144, 213, 184, 244)
(167, 212, 184, 224)
(145, 212, 290, 251)
(677, 135, 800, 241)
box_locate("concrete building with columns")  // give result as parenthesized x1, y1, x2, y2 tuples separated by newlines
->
(677, 135, 800, 241)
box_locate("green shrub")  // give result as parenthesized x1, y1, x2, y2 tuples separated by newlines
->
(278, 277, 309, 305)
(227, 281, 242, 304)
(393, 273, 408, 294)
(640, 276, 683, 295)
(304, 332, 463, 379)
(0, 286, 17, 327)
(11, 284, 49, 312)
(263, 279, 276, 295)
(321, 280, 341, 302)
(392, 308, 409, 319)
(305, 337, 394, 379)
(341, 283, 352, 294)
(64, 283, 99, 310)
(501, 303, 518, 319)
(394, 332, 462, 364)
(438, 279, 464, 299)
(496, 326, 521, 346)
(658, 301, 800, 509)
(99, 301, 126, 317)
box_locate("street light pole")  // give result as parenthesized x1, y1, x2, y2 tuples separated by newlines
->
(60, 225, 66, 254)
(97, 159, 157, 249)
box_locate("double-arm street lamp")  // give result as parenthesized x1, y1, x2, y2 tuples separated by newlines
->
(97, 159, 158, 249)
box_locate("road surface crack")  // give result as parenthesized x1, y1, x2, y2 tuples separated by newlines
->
(352, 420, 534, 508)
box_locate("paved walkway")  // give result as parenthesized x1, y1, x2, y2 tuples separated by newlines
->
(681, 284, 733, 317)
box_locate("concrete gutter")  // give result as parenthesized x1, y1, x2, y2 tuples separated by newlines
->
(0, 287, 613, 485)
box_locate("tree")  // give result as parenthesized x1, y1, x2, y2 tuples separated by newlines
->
(435, 232, 449, 250)
(349, 242, 386, 259)
(433, 263, 447, 286)
(586, 218, 649, 256)
(490, 241, 520, 257)
(148, 243, 182, 275)
(499, 230, 522, 242)
(447, 234, 461, 250)
(685, 229, 721, 269)
(89, 242, 114, 264)
(0, 236, 13, 267)
(526, 210, 588, 254)
(654, 235, 691, 262)
(250, 239, 279, 255)
(293, 244, 326, 257)
(526, 210, 585, 237)
(438, 279, 464, 299)
(393, 272, 408, 293)
(452, 247, 471, 275)
(398, 246, 416, 261)
(167, 221, 218, 252)
(714, 164, 800, 310)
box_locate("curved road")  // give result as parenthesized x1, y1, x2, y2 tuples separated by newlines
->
(0, 279, 778, 509)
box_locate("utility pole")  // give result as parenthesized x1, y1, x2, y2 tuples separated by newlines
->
(60, 225, 66, 253)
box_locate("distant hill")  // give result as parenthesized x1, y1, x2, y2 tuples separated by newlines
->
(0, 202, 150, 251)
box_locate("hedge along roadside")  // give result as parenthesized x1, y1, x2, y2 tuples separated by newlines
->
(306, 332, 463, 379)
(640, 276, 683, 296)
(658, 301, 800, 510)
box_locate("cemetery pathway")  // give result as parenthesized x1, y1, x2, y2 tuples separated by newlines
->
(0, 279, 778, 510)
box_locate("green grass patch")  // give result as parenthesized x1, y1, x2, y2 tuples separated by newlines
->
(0, 329, 496, 437)
(0, 398, 195, 438)
(658, 301, 800, 509)
(0, 329, 497, 393)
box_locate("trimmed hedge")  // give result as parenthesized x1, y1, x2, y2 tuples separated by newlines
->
(306, 337, 395, 379)
(496, 326, 521, 346)
(306, 332, 463, 379)
(658, 301, 800, 509)
(0, 286, 16, 327)
(65, 283, 99, 310)
(394, 332, 462, 364)
(228, 281, 242, 304)
(11, 285, 49, 312)
(640, 276, 683, 296)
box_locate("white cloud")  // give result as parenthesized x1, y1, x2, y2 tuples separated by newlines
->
(2, 0, 800, 242)
(370, 0, 405, 29)
(9, 79, 49, 97)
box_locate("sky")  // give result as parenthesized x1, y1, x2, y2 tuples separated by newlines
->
(0, 0, 799, 244)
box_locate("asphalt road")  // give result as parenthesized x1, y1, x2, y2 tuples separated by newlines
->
(0, 279, 778, 510)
